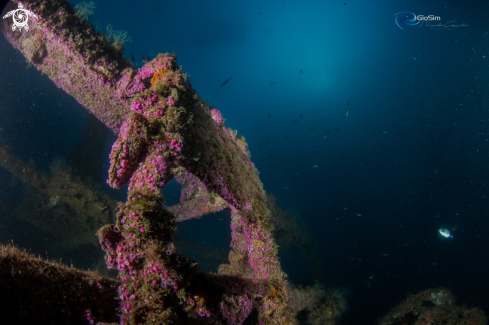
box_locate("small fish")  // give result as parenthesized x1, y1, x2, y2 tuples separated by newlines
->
(220, 76, 233, 87)
(271, 82, 276, 85)
(284, 187, 288, 189)
(369, 276, 374, 279)
(130, 52, 136, 66)
(434, 169, 438, 174)
(335, 127, 341, 132)
(343, 207, 348, 210)
(380, 130, 388, 134)
(312, 165, 318, 168)
(346, 100, 350, 116)
(292, 120, 299, 123)
(381, 253, 388, 256)
(356, 213, 362, 216)
(438, 228, 452, 238)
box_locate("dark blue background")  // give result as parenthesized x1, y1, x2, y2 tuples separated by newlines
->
(1, 0, 488, 324)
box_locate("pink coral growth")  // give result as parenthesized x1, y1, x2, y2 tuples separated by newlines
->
(107, 116, 147, 188)
(166, 96, 176, 106)
(223, 295, 253, 324)
(129, 93, 166, 121)
(128, 150, 171, 195)
(244, 200, 252, 211)
(210, 107, 225, 124)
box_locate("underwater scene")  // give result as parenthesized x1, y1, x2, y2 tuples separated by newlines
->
(0, 0, 488, 324)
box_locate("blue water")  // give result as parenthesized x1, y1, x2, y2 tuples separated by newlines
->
(1, 0, 488, 324)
